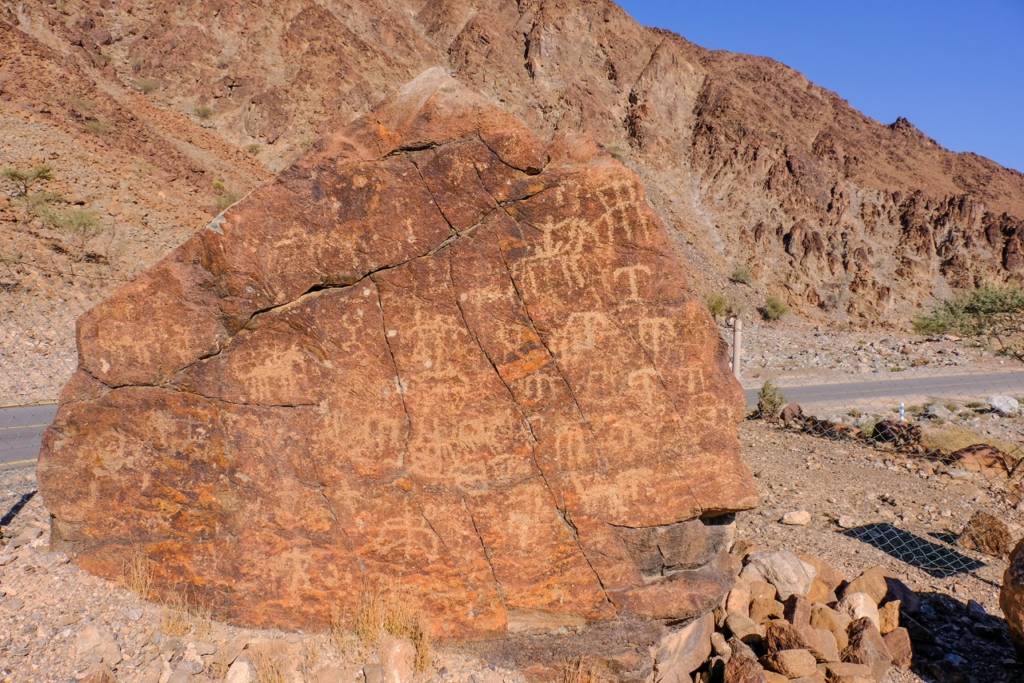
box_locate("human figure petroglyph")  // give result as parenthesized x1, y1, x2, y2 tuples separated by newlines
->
(612, 264, 653, 302)
(637, 316, 676, 359)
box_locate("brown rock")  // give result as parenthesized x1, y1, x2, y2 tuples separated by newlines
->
(842, 618, 891, 682)
(882, 578, 920, 617)
(654, 612, 714, 680)
(727, 585, 752, 619)
(800, 627, 841, 663)
(750, 597, 785, 624)
(810, 605, 850, 652)
(727, 613, 763, 643)
(749, 580, 779, 603)
(951, 444, 1014, 477)
(763, 619, 811, 653)
(841, 567, 887, 604)
(1001, 538, 1024, 653)
(958, 510, 1013, 558)
(762, 649, 817, 678)
(877, 601, 899, 635)
(763, 673, 788, 683)
(799, 556, 844, 593)
(789, 674, 826, 683)
(725, 642, 768, 683)
(35, 71, 757, 640)
(837, 593, 879, 630)
(805, 578, 835, 605)
(783, 595, 811, 628)
(882, 627, 912, 671)
(821, 662, 874, 683)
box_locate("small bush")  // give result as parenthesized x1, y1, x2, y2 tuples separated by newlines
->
(134, 78, 160, 94)
(914, 286, 1024, 361)
(760, 295, 788, 321)
(246, 143, 261, 155)
(84, 119, 110, 135)
(194, 104, 214, 119)
(730, 266, 753, 285)
(705, 293, 732, 320)
(756, 380, 786, 420)
(2, 165, 53, 196)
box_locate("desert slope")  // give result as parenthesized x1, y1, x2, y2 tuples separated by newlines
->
(1, 0, 1022, 404)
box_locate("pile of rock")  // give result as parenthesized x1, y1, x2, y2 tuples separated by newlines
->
(671, 549, 914, 682)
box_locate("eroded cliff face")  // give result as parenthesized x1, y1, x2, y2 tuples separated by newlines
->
(37, 73, 757, 674)
(4, 0, 1022, 332)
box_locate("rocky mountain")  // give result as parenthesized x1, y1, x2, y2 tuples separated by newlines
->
(2, 0, 1022, 403)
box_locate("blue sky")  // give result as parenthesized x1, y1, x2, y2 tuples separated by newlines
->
(617, 1, 1024, 172)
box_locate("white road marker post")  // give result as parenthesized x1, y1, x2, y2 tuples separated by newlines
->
(731, 316, 742, 381)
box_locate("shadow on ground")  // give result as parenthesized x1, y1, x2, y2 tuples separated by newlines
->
(841, 523, 985, 578)
(0, 490, 35, 527)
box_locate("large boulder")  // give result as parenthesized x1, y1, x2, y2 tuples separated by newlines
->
(1003, 538, 1024, 654)
(38, 70, 757, 650)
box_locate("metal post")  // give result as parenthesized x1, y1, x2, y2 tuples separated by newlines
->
(731, 316, 742, 380)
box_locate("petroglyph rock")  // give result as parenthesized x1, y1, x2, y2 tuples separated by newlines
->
(38, 70, 757, 642)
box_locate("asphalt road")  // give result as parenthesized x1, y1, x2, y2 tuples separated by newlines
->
(742, 370, 1024, 409)
(0, 404, 57, 468)
(1, 370, 1022, 467)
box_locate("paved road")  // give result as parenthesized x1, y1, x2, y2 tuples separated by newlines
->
(1, 370, 1022, 467)
(743, 370, 1024, 409)
(0, 404, 57, 468)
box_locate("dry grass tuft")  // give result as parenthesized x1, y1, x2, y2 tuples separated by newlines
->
(122, 548, 152, 599)
(347, 585, 433, 671)
(249, 647, 287, 683)
(159, 591, 213, 638)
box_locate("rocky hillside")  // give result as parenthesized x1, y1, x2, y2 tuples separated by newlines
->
(2, 0, 1023, 402)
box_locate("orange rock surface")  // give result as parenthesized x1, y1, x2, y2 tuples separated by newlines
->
(38, 70, 757, 640)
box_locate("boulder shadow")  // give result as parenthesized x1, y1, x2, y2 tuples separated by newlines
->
(901, 590, 1022, 683)
(840, 522, 984, 578)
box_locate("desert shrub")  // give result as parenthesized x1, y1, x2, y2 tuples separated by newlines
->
(246, 143, 261, 155)
(134, 78, 160, 94)
(756, 380, 785, 420)
(84, 119, 110, 135)
(919, 424, 1018, 455)
(914, 286, 1024, 361)
(349, 586, 431, 671)
(211, 178, 240, 210)
(705, 293, 732, 319)
(2, 165, 53, 196)
(37, 206, 104, 256)
(760, 295, 788, 321)
(194, 104, 214, 119)
(730, 266, 753, 285)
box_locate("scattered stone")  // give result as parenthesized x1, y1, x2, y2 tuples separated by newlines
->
(763, 620, 811, 653)
(877, 600, 900, 635)
(380, 634, 416, 683)
(73, 624, 122, 667)
(745, 551, 816, 600)
(821, 661, 874, 683)
(654, 612, 714, 678)
(842, 566, 888, 604)
(810, 605, 850, 651)
(781, 510, 811, 526)
(988, 395, 1020, 417)
(842, 617, 892, 682)
(711, 631, 732, 658)
(958, 510, 1013, 558)
(762, 648, 816, 677)
(837, 593, 879, 630)
(724, 638, 767, 683)
(882, 627, 912, 670)
(224, 655, 256, 683)
(749, 596, 784, 623)
(836, 515, 859, 530)
(924, 403, 953, 420)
